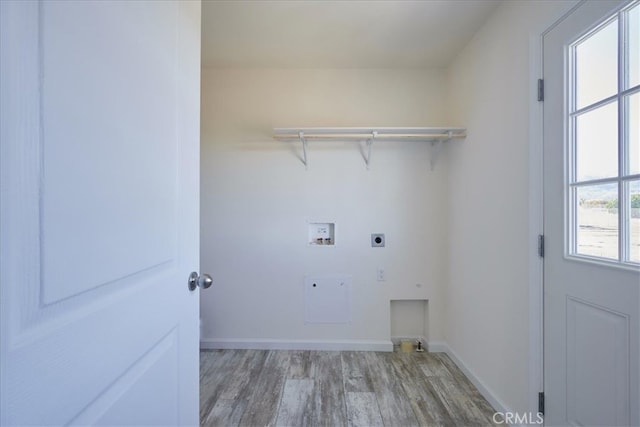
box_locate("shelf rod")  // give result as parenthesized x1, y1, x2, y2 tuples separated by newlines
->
(274, 133, 465, 141)
(274, 126, 466, 135)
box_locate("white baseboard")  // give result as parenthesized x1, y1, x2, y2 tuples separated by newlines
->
(200, 338, 394, 352)
(435, 342, 513, 417)
(425, 340, 448, 353)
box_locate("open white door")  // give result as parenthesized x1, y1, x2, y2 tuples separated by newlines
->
(0, 1, 202, 425)
(543, 1, 639, 425)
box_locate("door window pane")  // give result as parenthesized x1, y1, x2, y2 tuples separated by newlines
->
(629, 4, 639, 89)
(629, 180, 640, 263)
(577, 184, 619, 260)
(576, 19, 618, 109)
(629, 93, 639, 174)
(569, 4, 639, 266)
(576, 101, 618, 181)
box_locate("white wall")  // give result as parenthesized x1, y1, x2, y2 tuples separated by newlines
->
(200, 0, 581, 413)
(200, 68, 450, 348)
(446, 0, 577, 414)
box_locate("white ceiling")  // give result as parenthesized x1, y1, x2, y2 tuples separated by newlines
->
(201, 0, 502, 69)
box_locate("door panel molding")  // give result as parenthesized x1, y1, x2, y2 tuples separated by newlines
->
(39, 0, 180, 305)
(70, 328, 179, 426)
(566, 296, 630, 426)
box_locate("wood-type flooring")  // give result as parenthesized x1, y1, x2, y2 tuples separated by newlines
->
(200, 349, 497, 427)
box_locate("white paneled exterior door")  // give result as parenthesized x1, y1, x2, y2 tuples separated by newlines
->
(543, 1, 639, 425)
(0, 1, 201, 425)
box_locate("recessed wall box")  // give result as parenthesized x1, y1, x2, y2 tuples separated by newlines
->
(308, 222, 335, 246)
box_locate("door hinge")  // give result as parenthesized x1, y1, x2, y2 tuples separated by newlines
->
(537, 79, 544, 102)
(538, 391, 545, 415)
(538, 234, 545, 258)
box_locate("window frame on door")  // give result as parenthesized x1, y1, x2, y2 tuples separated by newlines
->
(566, 0, 640, 269)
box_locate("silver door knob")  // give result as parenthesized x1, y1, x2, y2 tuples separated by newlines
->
(188, 272, 213, 291)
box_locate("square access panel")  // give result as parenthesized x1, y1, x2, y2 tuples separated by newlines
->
(304, 275, 352, 323)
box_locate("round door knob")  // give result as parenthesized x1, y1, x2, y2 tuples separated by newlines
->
(188, 272, 213, 291)
(197, 274, 213, 289)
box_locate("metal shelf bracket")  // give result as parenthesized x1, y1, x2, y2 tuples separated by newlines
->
(299, 131, 308, 169)
(363, 131, 377, 169)
(429, 130, 453, 171)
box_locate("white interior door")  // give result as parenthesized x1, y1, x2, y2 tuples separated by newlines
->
(0, 1, 202, 425)
(543, 1, 640, 425)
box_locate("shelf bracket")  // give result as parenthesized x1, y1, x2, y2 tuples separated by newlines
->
(429, 130, 453, 171)
(430, 140, 442, 171)
(363, 131, 377, 169)
(299, 131, 308, 169)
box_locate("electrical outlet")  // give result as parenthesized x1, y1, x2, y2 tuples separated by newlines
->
(371, 233, 385, 247)
(377, 268, 386, 281)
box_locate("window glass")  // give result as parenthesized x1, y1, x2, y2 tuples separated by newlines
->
(576, 19, 618, 110)
(629, 180, 640, 263)
(576, 184, 619, 260)
(569, 4, 639, 266)
(628, 93, 639, 175)
(629, 4, 639, 89)
(575, 101, 618, 181)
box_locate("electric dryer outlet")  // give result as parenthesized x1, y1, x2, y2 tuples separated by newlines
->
(371, 233, 385, 247)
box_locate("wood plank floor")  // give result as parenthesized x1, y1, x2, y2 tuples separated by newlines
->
(200, 349, 497, 427)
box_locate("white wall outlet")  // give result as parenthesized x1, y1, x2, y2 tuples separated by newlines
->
(377, 268, 386, 281)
